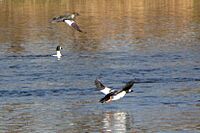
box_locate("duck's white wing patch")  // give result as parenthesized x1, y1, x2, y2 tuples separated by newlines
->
(112, 91, 126, 101)
(64, 20, 74, 26)
(64, 20, 83, 32)
(100, 87, 112, 95)
(95, 79, 113, 95)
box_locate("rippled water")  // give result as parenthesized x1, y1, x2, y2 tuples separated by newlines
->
(0, 0, 200, 132)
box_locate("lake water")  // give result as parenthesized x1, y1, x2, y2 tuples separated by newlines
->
(0, 0, 200, 132)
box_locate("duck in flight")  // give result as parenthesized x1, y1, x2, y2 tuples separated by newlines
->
(51, 12, 84, 33)
(52, 46, 62, 60)
(95, 79, 135, 103)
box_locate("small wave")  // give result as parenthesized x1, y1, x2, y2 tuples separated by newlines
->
(0, 90, 44, 97)
(0, 88, 74, 98)
(135, 77, 200, 84)
(7, 55, 51, 58)
(161, 101, 188, 106)
(0, 88, 95, 98)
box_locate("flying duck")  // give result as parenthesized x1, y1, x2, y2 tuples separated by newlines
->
(52, 45, 62, 60)
(95, 79, 134, 103)
(51, 12, 84, 33)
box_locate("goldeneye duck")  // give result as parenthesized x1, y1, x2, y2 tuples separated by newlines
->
(52, 46, 62, 60)
(51, 12, 85, 33)
(95, 79, 134, 103)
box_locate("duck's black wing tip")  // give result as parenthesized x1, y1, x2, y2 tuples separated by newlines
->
(122, 80, 135, 91)
(71, 22, 85, 33)
(95, 79, 105, 90)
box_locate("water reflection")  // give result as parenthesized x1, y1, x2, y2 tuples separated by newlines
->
(0, 102, 33, 133)
(7, 45, 25, 53)
(0, 0, 200, 53)
(102, 111, 134, 132)
(57, 111, 135, 133)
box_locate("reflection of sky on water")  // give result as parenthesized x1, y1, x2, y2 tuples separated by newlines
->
(0, 0, 200, 55)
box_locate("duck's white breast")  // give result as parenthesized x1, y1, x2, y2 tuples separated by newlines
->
(112, 91, 126, 101)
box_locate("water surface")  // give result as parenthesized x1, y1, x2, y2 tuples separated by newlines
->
(0, 0, 200, 132)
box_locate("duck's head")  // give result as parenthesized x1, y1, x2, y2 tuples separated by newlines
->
(56, 46, 62, 51)
(70, 12, 79, 19)
(125, 80, 135, 93)
(72, 12, 79, 16)
(128, 89, 134, 93)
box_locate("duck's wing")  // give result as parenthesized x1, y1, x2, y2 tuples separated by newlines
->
(64, 20, 83, 32)
(120, 80, 135, 92)
(95, 79, 113, 95)
(51, 15, 68, 23)
(99, 91, 117, 103)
